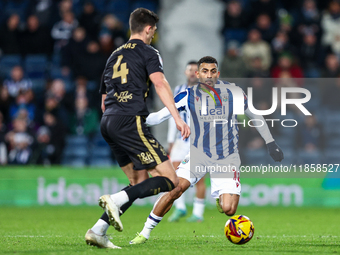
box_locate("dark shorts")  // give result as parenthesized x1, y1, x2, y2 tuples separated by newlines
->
(100, 115, 169, 170)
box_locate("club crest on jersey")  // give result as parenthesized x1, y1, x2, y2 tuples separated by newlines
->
(223, 95, 228, 102)
(181, 157, 189, 164)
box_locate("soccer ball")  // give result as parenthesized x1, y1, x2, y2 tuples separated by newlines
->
(224, 215, 254, 245)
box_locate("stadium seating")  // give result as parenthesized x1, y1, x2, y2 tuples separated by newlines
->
(106, 0, 130, 25)
(131, 1, 158, 12)
(297, 149, 324, 165)
(304, 68, 321, 78)
(242, 148, 268, 165)
(90, 146, 111, 158)
(323, 110, 340, 137)
(65, 135, 89, 147)
(89, 158, 114, 167)
(62, 157, 87, 167)
(324, 148, 340, 165)
(275, 136, 295, 148)
(0, 1, 5, 25)
(326, 137, 340, 150)
(61, 133, 115, 167)
(24, 54, 48, 79)
(223, 29, 247, 44)
(92, 133, 108, 147)
(87, 80, 98, 91)
(31, 78, 46, 93)
(0, 55, 22, 79)
(51, 53, 61, 68)
(303, 84, 321, 112)
(63, 145, 88, 158)
(89, 130, 115, 166)
(3, 0, 30, 21)
(62, 135, 90, 165)
(92, 0, 108, 14)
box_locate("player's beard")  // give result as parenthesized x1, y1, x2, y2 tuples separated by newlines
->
(204, 79, 215, 87)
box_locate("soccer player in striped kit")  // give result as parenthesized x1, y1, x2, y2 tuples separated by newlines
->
(130, 56, 283, 244)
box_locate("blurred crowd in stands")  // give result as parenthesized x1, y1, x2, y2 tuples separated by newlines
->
(0, 0, 339, 166)
(218, 0, 340, 165)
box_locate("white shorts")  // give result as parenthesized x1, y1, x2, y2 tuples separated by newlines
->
(176, 149, 241, 198)
(170, 139, 190, 162)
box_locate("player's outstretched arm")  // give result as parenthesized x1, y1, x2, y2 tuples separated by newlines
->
(244, 108, 284, 162)
(145, 107, 172, 126)
(150, 72, 190, 139)
(146, 91, 188, 126)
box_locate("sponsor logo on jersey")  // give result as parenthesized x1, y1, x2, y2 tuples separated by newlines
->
(137, 152, 155, 164)
(199, 105, 226, 122)
(114, 91, 133, 102)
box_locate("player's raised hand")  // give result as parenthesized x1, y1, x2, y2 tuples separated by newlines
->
(175, 119, 190, 140)
(266, 141, 284, 162)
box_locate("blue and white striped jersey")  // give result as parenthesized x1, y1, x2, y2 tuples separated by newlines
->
(188, 81, 248, 160)
(167, 83, 190, 144)
(146, 80, 274, 160)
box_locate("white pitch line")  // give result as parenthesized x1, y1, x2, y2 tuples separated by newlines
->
(4, 235, 339, 238)
(256, 235, 339, 238)
(188, 235, 339, 238)
(4, 235, 64, 238)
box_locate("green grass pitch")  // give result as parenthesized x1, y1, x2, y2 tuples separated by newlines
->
(1, 206, 339, 255)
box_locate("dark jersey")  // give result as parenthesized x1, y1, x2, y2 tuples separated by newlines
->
(99, 39, 164, 116)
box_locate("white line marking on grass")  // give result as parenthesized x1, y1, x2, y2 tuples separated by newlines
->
(198, 235, 339, 238)
(5, 235, 63, 238)
(256, 235, 338, 238)
(5, 235, 339, 239)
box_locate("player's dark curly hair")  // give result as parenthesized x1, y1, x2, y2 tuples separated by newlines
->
(197, 56, 218, 68)
(129, 8, 159, 34)
(187, 60, 197, 66)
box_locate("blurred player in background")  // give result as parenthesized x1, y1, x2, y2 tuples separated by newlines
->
(167, 61, 206, 223)
(85, 8, 190, 249)
(130, 56, 284, 244)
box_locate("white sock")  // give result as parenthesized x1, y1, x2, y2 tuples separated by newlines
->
(91, 219, 109, 235)
(192, 197, 205, 218)
(110, 191, 129, 207)
(174, 193, 186, 211)
(140, 212, 163, 239)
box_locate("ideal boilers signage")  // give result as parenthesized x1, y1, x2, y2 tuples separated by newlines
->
(36, 177, 157, 206)
(1, 168, 339, 207)
(37, 177, 121, 205)
(36, 176, 303, 206)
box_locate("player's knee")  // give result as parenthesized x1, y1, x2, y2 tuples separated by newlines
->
(196, 178, 205, 188)
(169, 175, 179, 188)
(136, 171, 149, 184)
(128, 177, 139, 186)
(170, 186, 183, 200)
(222, 204, 237, 216)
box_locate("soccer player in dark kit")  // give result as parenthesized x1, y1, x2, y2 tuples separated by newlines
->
(85, 8, 190, 249)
